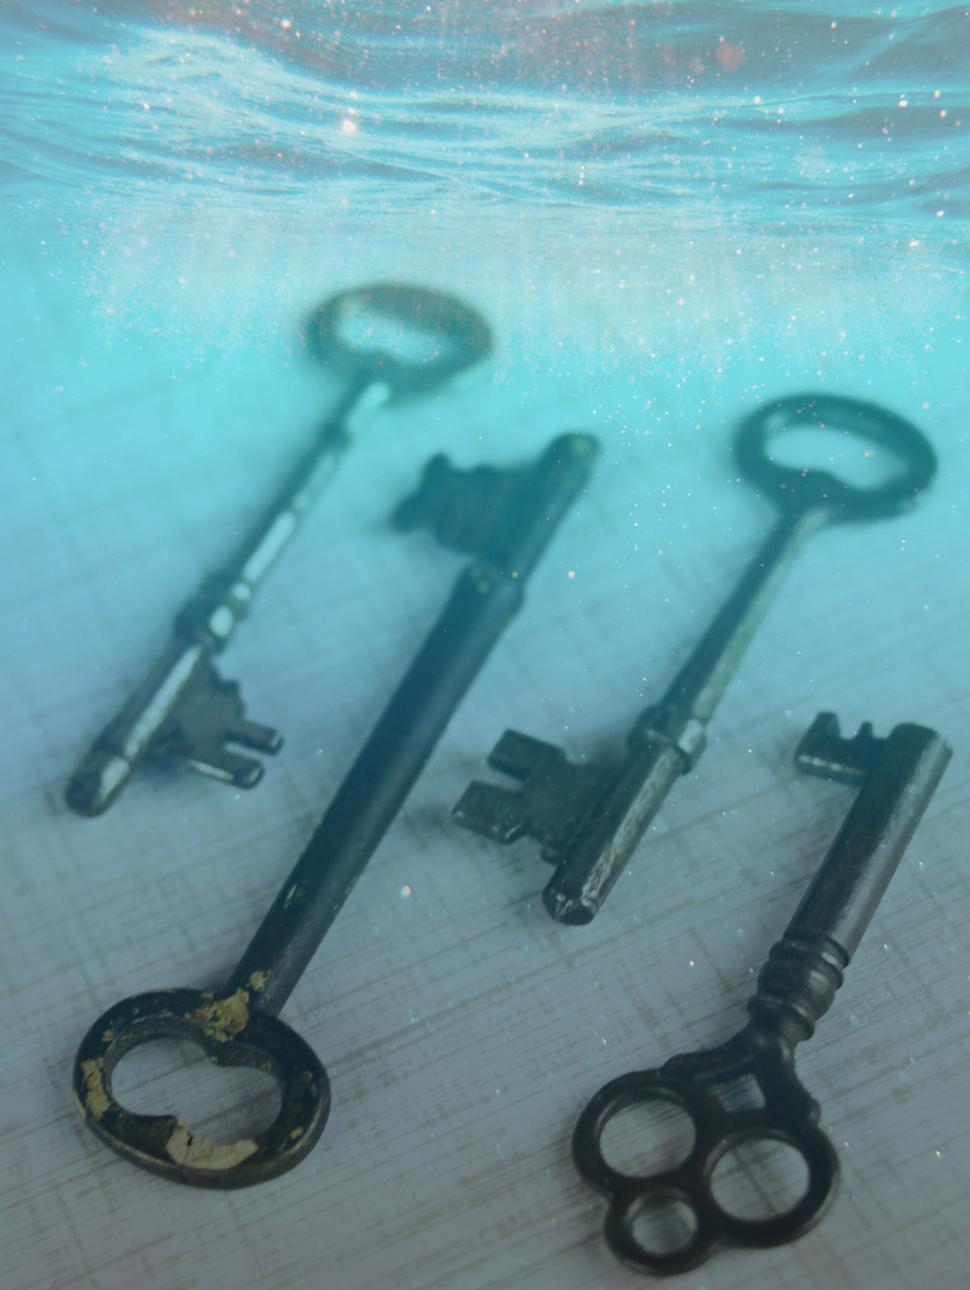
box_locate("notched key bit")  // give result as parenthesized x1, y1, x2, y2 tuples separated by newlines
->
(794, 711, 879, 785)
(150, 665, 283, 788)
(393, 443, 594, 568)
(455, 731, 613, 858)
(392, 455, 525, 555)
(456, 712, 689, 924)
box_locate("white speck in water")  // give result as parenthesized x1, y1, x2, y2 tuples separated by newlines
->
(688, 959, 696, 968)
(935, 1148, 944, 1159)
(400, 884, 413, 899)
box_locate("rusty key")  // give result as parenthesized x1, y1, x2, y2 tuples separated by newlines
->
(73, 432, 599, 1186)
(66, 283, 492, 816)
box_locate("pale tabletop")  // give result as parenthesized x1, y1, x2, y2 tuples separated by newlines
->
(3, 233, 969, 1290)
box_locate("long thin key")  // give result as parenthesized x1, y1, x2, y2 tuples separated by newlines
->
(72, 432, 599, 1187)
(455, 394, 937, 922)
(572, 712, 951, 1275)
(66, 283, 492, 816)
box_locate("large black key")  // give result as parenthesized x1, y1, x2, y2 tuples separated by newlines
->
(455, 394, 937, 922)
(72, 432, 599, 1187)
(572, 712, 950, 1275)
(66, 283, 492, 815)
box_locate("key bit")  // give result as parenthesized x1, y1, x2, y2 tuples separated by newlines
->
(794, 711, 880, 785)
(394, 433, 598, 567)
(150, 666, 283, 789)
(455, 731, 613, 861)
(393, 456, 525, 558)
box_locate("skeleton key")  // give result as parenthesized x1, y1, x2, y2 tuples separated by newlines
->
(454, 394, 937, 923)
(573, 712, 951, 1275)
(72, 431, 599, 1187)
(65, 283, 492, 817)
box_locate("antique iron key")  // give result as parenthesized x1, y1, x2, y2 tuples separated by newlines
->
(455, 394, 937, 922)
(573, 712, 950, 1275)
(66, 283, 492, 816)
(73, 432, 599, 1186)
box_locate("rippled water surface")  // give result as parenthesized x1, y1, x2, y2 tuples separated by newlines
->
(3, 4, 968, 494)
(6, 2, 969, 232)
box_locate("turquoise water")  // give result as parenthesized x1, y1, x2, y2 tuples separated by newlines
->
(5, 1, 970, 222)
(4, 2, 967, 384)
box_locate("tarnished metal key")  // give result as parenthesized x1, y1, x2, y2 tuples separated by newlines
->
(573, 712, 951, 1275)
(73, 432, 599, 1187)
(66, 283, 492, 816)
(455, 394, 937, 922)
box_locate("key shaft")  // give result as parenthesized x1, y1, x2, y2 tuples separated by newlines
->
(751, 714, 952, 1041)
(231, 434, 598, 1014)
(542, 510, 821, 922)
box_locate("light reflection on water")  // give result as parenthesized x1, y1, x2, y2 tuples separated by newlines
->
(3, 0, 968, 238)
